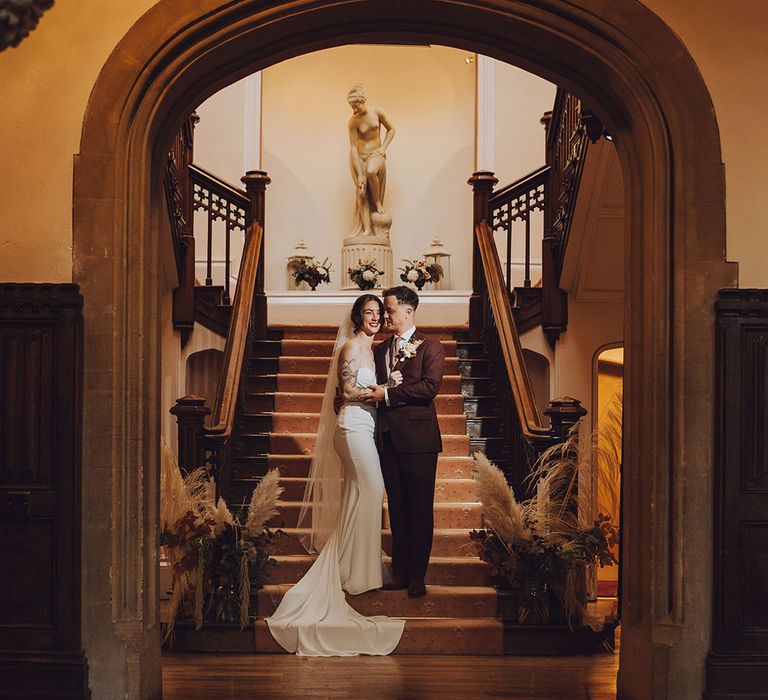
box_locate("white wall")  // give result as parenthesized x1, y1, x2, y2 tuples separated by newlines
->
(492, 62, 556, 186)
(192, 47, 556, 312)
(260, 44, 475, 292)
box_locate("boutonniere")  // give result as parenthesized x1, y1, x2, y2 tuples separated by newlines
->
(397, 338, 424, 361)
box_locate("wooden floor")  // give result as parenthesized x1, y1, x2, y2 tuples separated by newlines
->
(162, 649, 619, 699)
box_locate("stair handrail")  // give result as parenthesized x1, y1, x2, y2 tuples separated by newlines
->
(474, 221, 553, 439)
(203, 219, 263, 439)
(188, 164, 250, 211)
(489, 164, 550, 210)
(474, 220, 586, 493)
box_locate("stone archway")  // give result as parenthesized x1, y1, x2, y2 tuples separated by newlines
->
(75, 2, 735, 697)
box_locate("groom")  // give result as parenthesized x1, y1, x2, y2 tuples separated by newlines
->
(365, 286, 445, 598)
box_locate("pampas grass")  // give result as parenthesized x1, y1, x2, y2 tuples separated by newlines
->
(210, 497, 235, 536)
(161, 452, 285, 641)
(473, 452, 531, 544)
(245, 469, 283, 538)
(160, 440, 216, 642)
(239, 554, 250, 630)
(471, 400, 622, 631)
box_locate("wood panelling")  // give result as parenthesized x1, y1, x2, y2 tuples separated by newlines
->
(706, 289, 768, 698)
(0, 284, 89, 697)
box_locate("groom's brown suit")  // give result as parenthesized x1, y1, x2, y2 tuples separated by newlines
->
(374, 330, 445, 586)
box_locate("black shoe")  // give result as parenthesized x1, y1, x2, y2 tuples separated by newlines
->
(407, 582, 427, 598)
(381, 579, 409, 591)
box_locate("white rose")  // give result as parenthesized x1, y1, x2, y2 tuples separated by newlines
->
(407, 269, 419, 282)
(362, 270, 375, 281)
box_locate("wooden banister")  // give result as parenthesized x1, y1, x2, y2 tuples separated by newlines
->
(475, 222, 553, 439)
(473, 220, 586, 492)
(204, 220, 263, 439)
(489, 165, 549, 209)
(197, 170, 270, 495)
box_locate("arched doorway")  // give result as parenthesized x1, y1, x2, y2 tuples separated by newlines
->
(74, 2, 735, 696)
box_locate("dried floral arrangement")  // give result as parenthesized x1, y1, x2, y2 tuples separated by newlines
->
(288, 257, 332, 290)
(160, 441, 284, 641)
(470, 393, 622, 628)
(399, 258, 443, 290)
(347, 258, 383, 290)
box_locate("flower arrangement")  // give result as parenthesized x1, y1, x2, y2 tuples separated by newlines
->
(347, 258, 383, 290)
(160, 441, 284, 640)
(288, 257, 332, 290)
(399, 258, 443, 291)
(396, 338, 424, 362)
(469, 396, 622, 629)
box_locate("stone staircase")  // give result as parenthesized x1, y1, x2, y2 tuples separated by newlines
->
(242, 326, 504, 655)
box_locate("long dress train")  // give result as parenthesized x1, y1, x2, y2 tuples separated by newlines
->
(266, 367, 405, 656)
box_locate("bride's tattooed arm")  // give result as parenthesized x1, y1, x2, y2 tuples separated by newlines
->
(338, 352, 372, 402)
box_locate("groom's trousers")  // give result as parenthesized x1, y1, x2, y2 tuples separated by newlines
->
(380, 431, 438, 584)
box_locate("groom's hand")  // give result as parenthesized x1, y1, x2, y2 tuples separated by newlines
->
(365, 384, 386, 404)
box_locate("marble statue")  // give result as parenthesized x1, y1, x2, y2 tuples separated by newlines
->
(347, 84, 395, 240)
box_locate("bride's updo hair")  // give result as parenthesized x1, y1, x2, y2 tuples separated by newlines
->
(351, 294, 384, 333)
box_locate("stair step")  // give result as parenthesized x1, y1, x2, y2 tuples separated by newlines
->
(462, 395, 500, 418)
(279, 338, 459, 357)
(257, 584, 497, 618)
(273, 327, 467, 341)
(460, 377, 495, 397)
(466, 416, 502, 438)
(470, 436, 506, 458)
(267, 412, 467, 435)
(253, 617, 504, 654)
(455, 341, 487, 359)
(250, 340, 282, 357)
(266, 432, 470, 457)
(267, 356, 460, 375)
(274, 374, 463, 394)
(265, 392, 467, 415)
(270, 528, 479, 558)
(458, 358, 491, 378)
(263, 454, 476, 479)
(269, 555, 490, 586)
(275, 477, 476, 502)
(267, 501, 481, 529)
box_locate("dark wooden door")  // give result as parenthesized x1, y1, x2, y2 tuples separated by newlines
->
(0, 284, 88, 696)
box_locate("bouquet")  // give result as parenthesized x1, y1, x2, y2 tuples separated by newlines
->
(399, 258, 443, 290)
(288, 257, 332, 290)
(347, 258, 383, 290)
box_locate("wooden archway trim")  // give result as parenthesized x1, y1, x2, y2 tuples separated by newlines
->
(74, 2, 735, 697)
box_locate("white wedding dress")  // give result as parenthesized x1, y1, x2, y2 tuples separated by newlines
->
(266, 367, 405, 656)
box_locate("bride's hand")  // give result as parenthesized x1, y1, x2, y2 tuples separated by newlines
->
(387, 370, 403, 387)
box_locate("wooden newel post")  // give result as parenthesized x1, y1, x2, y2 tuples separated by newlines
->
(544, 396, 587, 442)
(544, 396, 587, 517)
(468, 171, 498, 337)
(170, 395, 211, 471)
(242, 170, 271, 338)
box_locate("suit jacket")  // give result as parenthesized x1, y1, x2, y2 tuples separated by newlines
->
(374, 330, 445, 454)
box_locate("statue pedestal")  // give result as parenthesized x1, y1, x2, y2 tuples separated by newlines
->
(342, 236, 393, 289)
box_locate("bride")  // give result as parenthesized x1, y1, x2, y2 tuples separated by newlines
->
(266, 294, 406, 655)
